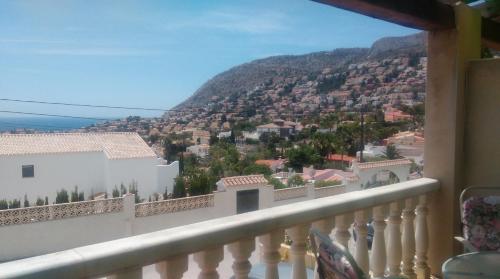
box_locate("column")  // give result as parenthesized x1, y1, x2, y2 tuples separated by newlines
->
(155, 255, 188, 279)
(286, 224, 309, 279)
(387, 202, 402, 277)
(194, 246, 224, 279)
(370, 205, 387, 278)
(228, 238, 256, 279)
(334, 214, 352, 249)
(108, 267, 142, 279)
(354, 210, 369, 274)
(259, 229, 284, 279)
(402, 198, 417, 278)
(416, 195, 430, 279)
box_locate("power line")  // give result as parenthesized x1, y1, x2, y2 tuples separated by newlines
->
(0, 98, 168, 112)
(0, 120, 81, 130)
(0, 110, 111, 121)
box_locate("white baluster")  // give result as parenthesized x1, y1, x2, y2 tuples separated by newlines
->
(108, 267, 142, 279)
(286, 224, 310, 279)
(312, 218, 334, 279)
(259, 229, 284, 279)
(415, 195, 430, 279)
(334, 214, 352, 249)
(402, 198, 417, 279)
(354, 210, 369, 275)
(228, 238, 256, 279)
(370, 205, 387, 278)
(194, 246, 224, 279)
(387, 201, 402, 277)
(155, 255, 188, 279)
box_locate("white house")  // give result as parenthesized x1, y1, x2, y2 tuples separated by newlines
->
(356, 143, 386, 160)
(0, 133, 178, 203)
(186, 144, 210, 158)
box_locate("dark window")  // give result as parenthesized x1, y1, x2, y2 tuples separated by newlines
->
(22, 165, 34, 178)
(236, 189, 259, 214)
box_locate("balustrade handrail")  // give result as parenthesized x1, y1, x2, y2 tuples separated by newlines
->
(0, 178, 439, 279)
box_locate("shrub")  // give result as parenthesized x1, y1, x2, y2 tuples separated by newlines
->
(120, 183, 127, 196)
(55, 189, 69, 204)
(35, 197, 45, 206)
(268, 177, 287, 189)
(78, 191, 84, 201)
(71, 186, 79, 202)
(112, 186, 120, 198)
(0, 199, 8, 210)
(23, 194, 30, 207)
(163, 186, 169, 200)
(287, 175, 305, 187)
(9, 199, 21, 209)
(45, 196, 49, 205)
(314, 180, 342, 188)
(172, 176, 187, 198)
(129, 180, 141, 203)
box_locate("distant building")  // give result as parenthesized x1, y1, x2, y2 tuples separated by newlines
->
(0, 133, 179, 202)
(326, 154, 356, 165)
(187, 144, 210, 158)
(356, 143, 386, 160)
(384, 131, 425, 165)
(192, 130, 210, 145)
(217, 131, 232, 140)
(256, 119, 300, 138)
(255, 159, 286, 173)
(384, 107, 412, 122)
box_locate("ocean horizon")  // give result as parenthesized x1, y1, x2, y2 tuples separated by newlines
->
(0, 117, 111, 132)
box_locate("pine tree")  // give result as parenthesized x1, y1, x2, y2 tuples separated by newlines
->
(172, 176, 187, 198)
(112, 186, 120, 198)
(55, 189, 69, 204)
(36, 197, 45, 206)
(23, 194, 30, 208)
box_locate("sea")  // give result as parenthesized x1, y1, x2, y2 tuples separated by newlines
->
(0, 117, 106, 132)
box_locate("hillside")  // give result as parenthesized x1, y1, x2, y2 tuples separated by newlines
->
(174, 32, 426, 110)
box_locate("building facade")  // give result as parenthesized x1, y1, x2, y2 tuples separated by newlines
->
(0, 133, 178, 202)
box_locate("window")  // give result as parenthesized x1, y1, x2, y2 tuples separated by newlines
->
(22, 165, 34, 178)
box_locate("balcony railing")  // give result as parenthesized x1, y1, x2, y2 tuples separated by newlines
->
(0, 178, 439, 279)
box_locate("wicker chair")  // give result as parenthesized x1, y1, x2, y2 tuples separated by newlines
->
(309, 228, 366, 279)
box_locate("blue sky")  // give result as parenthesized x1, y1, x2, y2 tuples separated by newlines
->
(0, 0, 418, 118)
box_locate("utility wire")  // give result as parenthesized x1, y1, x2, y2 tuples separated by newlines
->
(0, 110, 111, 121)
(0, 98, 168, 112)
(0, 120, 82, 130)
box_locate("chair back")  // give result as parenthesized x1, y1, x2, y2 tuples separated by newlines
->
(310, 228, 365, 279)
(460, 187, 500, 251)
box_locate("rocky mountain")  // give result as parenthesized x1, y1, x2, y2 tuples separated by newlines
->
(174, 32, 426, 110)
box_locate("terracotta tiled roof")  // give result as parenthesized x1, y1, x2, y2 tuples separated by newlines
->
(0, 132, 156, 159)
(326, 154, 356, 162)
(221, 175, 268, 187)
(356, 159, 412, 170)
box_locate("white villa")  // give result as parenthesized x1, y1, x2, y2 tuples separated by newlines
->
(186, 144, 210, 158)
(0, 132, 178, 203)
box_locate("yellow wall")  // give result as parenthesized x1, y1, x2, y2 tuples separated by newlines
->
(465, 58, 500, 187)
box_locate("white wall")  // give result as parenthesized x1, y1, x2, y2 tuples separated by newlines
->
(0, 152, 107, 202)
(157, 161, 179, 194)
(105, 157, 158, 199)
(0, 152, 172, 204)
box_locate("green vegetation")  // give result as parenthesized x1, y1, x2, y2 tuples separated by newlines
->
(315, 180, 342, 188)
(287, 175, 305, 187)
(268, 177, 287, 189)
(55, 189, 70, 204)
(172, 176, 187, 198)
